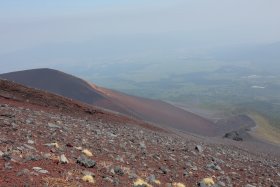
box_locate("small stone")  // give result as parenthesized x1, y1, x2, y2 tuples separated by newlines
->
(198, 177, 215, 187)
(24, 155, 40, 162)
(140, 142, 146, 149)
(108, 132, 117, 138)
(43, 153, 51, 159)
(104, 176, 114, 183)
(24, 144, 36, 150)
(115, 155, 124, 162)
(77, 155, 96, 168)
(60, 154, 69, 164)
(191, 166, 198, 171)
(207, 163, 221, 171)
(82, 149, 93, 157)
(82, 175, 95, 184)
(183, 170, 189, 177)
(147, 174, 156, 183)
(114, 166, 124, 176)
(17, 169, 30, 176)
(33, 167, 48, 174)
(217, 181, 226, 187)
(195, 145, 203, 153)
(48, 123, 61, 129)
(128, 171, 138, 179)
(2, 153, 11, 161)
(5, 162, 12, 170)
(26, 119, 32, 124)
(159, 166, 169, 174)
(133, 178, 152, 187)
(113, 177, 120, 186)
(75, 146, 83, 151)
(27, 140, 34, 144)
(44, 142, 59, 148)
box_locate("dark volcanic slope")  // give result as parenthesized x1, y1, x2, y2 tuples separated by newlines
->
(0, 79, 279, 187)
(0, 68, 135, 116)
(0, 68, 216, 136)
(0, 68, 104, 103)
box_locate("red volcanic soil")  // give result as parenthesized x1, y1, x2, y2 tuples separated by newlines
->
(0, 79, 279, 187)
(92, 86, 217, 136)
(0, 79, 162, 132)
(0, 68, 216, 136)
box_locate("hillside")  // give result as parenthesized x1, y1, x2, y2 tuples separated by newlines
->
(0, 68, 217, 136)
(0, 79, 279, 186)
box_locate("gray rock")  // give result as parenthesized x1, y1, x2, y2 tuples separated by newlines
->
(191, 166, 198, 171)
(211, 157, 225, 164)
(113, 177, 120, 186)
(224, 131, 243, 141)
(77, 155, 96, 168)
(43, 153, 51, 159)
(104, 176, 114, 183)
(32, 167, 48, 174)
(27, 140, 35, 144)
(2, 153, 11, 161)
(114, 166, 124, 176)
(26, 119, 33, 125)
(24, 155, 41, 162)
(140, 142, 146, 149)
(4, 162, 12, 169)
(217, 181, 226, 187)
(183, 170, 189, 177)
(23, 144, 36, 150)
(17, 169, 30, 176)
(195, 145, 203, 153)
(128, 171, 138, 179)
(107, 132, 117, 138)
(207, 163, 222, 171)
(159, 166, 169, 174)
(48, 123, 61, 129)
(60, 154, 69, 164)
(115, 155, 124, 163)
(147, 174, 156, 183)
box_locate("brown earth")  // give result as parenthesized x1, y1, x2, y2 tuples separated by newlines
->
(0, 78, 279, 187)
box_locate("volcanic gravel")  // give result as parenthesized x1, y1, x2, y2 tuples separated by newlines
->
(0, 79, 279, 187)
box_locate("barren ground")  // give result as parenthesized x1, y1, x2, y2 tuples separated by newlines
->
(0, 79, 279, 187)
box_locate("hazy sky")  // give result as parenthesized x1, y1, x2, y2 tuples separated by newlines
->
(0, 0, 280, 72)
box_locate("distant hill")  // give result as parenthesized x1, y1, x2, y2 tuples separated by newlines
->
(0, 68, 217, 136)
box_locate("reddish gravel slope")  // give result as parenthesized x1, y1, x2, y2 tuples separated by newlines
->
(0, 79, 279, 187)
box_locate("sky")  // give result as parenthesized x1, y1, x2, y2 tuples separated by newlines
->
(0, 0, 280, 73)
